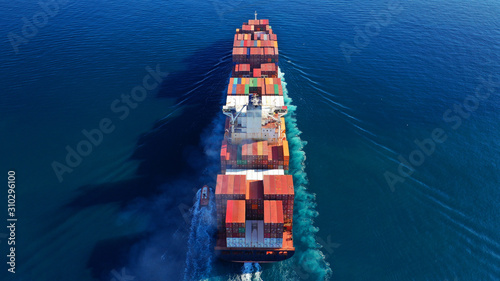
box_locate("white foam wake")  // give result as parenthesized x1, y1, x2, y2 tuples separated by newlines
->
(227, 263, 263, 281)
(183, 188, 217, 281)
(279, 68, 332, 280)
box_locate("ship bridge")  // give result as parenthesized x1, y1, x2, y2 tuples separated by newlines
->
(223, 94, 287, 145)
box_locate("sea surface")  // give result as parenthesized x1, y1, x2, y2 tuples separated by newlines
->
(1, 0, 499, 280)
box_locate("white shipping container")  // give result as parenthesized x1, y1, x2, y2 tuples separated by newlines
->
(261, 96, 284, 107)
(264, 238, 272, 248)
(256, 169, 263, 180)
(226, 169, 246, 175)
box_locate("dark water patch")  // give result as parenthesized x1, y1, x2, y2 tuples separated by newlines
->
(87, 234, 146, 280)
(61, 41, 233, 280)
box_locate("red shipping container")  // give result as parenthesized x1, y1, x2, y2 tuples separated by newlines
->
(220, 142, 227, 160)
(226, 200, 234, 224)
(239, 64, 250, 71)
(228, 175, 234, 195)
(250, 48, 263, 56)
(276, 201, 284, 224)
(216, 174, 223, 195)
(252, 142, 257, 158)
(253, 68, 261, 77)
(264, 200, 271, 224)
(264, 48, 274, 55)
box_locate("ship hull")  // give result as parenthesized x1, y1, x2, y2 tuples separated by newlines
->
(215, 248, 294, 263)
(214, 16, 294, 263)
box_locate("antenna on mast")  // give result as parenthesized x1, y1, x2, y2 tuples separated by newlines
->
(255, 11, 258, 20)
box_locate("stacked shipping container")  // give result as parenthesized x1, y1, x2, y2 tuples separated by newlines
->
(246, 181, 264, 220)
(225, 200, 246, 248)
(264, 200, 284, 247)
(220, 140, 290, 171)
(226, 77, 284, 96)
(263, 175, 294, 225)
(215, 175, 246, 234)
(215, 174, 292, 248)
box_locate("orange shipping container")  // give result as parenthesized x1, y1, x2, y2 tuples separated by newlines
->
(271, 200, 277, 223)
(264, 200, 270, 223)
(228, 175, 235, 195)
(276, 201, 284, 224)
(283, 140, 289, 161)
(216, 174, 223, 195)
(286, 175, 294, 197)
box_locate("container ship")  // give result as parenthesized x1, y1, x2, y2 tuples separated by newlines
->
(214, 13, 295, 263)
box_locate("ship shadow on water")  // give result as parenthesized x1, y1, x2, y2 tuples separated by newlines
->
(62, 40, 241, 280)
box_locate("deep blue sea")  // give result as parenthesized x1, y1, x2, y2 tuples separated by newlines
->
(1, 0, 499, 280)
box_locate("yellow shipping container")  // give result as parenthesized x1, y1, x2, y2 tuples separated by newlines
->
(283, 140, 290, 160)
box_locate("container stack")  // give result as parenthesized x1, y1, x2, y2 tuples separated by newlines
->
(225, 200, 246, 248)
(233, 64, 251, 77)
(263, 200, 284, 248)
(264, 78, 283, 96)
(241, 24, 254, 34)
(220, 140, 290, 171)
(246, 180, 264, 220)
(263, 175, 294, 225)
(233, 22, 279, 68)
(283, 140, 290, 168)
(227, 77, 265, 96)
(249, 48, 264, 68)
(242, 141, 269, 169)
(260, 63, 277, 77)
(216, 175, 247, 232)
(232, 47, 247, 63)
(268, 145, 284, 169)
(253, 68, 261, 77)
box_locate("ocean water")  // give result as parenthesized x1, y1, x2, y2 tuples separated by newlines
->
(1, 0, 499, 280)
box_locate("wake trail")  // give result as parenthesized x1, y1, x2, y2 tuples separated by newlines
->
(279, 68, 332, 280)
(183, 188, 217, 281)
(228, 263, 263, 281)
